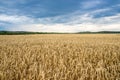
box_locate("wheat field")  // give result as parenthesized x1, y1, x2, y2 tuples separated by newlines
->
(0, 34, 120, 80)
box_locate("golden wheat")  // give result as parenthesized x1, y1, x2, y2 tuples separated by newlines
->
(0, 34, 120, 80)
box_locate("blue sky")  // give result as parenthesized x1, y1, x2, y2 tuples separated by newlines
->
(0, 0, 120, 32)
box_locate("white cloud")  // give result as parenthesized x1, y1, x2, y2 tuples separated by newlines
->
(9, 16, 120, 32)
(9, 24, 76, 33)
(9, 22, 120, 33)
(1, 8, 120, 32)
(81, 0, 103, 9)
(0, 14, 34, 24)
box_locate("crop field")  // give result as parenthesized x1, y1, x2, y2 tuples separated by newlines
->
(0, 34, 120, 80)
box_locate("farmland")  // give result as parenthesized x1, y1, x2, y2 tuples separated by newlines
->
(0, 34, 120, 80)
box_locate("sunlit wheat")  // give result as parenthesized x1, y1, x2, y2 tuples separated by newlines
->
(0, 34, 120, 80)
